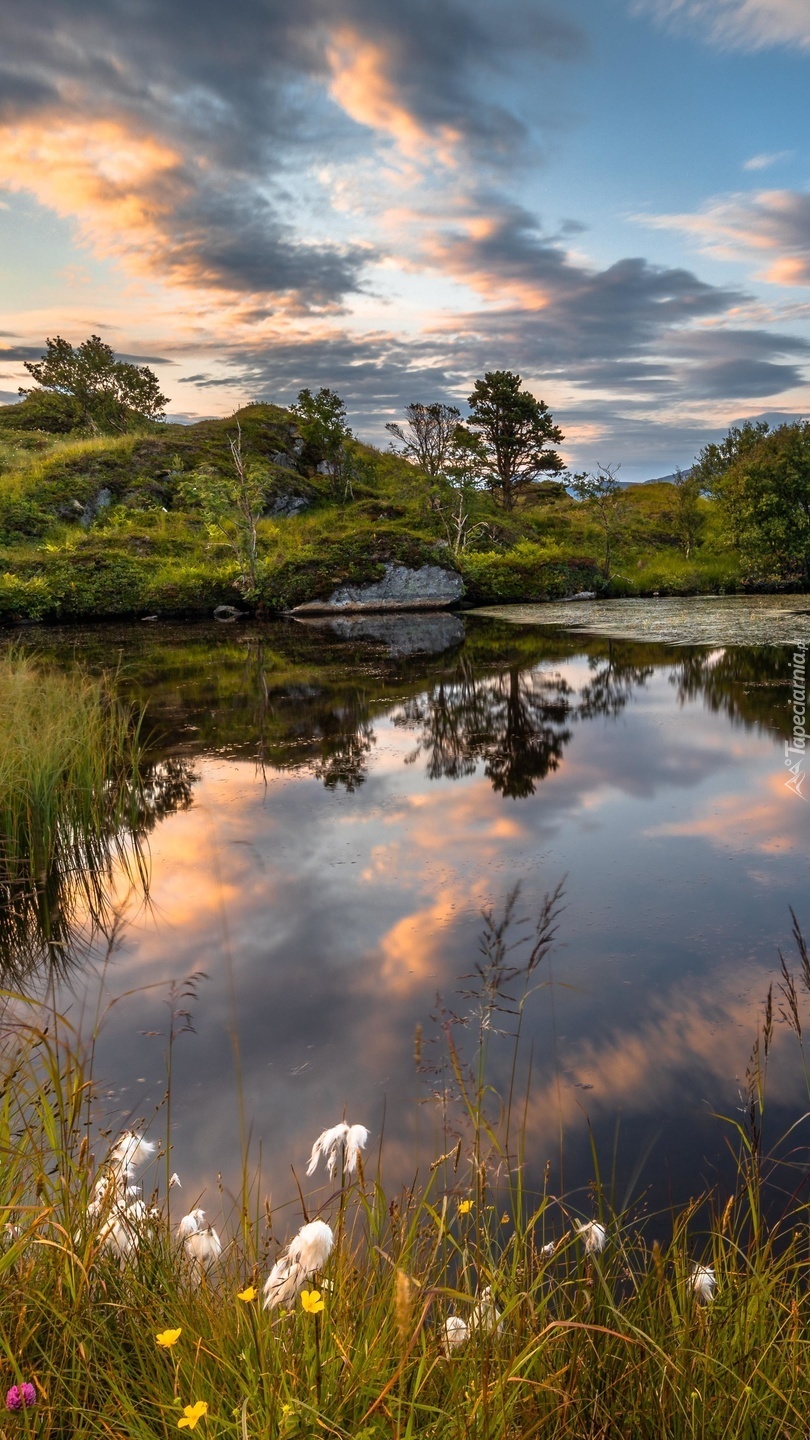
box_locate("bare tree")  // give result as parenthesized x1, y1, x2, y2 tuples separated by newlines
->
(386, 402, 462, 477)
(569, 464, 627, 579)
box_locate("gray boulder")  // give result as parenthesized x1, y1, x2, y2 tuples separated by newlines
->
(294, 612, 465, 657)
(292, 562, 463, 614)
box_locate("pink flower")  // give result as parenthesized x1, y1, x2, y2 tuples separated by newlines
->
(6, 1384, 35, 1411)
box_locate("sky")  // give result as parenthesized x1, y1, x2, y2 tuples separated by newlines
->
(0, 0, 809, 479)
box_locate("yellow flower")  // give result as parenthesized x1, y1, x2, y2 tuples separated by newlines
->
(237, 1286, 257, 1303)
(457, 1200, 473, 1216)
(156, 1328, 182, 1349)
(281, 1404, 293, 1416)
(178, 1401, 208, 1430)
(300, 1289, 325, 1314)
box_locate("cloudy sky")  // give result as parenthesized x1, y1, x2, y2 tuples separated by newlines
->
(1, 0, 809, 477)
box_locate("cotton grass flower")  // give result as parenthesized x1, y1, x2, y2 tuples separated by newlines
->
(691, 1264, 717, 1302)
(442, 1316, 468, 1354)
(177, 1209, 222, 1278)
(575, 1220, 607, 1254)
(263, 1219, 334, 1310)
(471, 1285, 502, 1336)
(306, 1122, 369, 1179)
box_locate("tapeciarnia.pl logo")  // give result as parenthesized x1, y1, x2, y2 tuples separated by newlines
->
(785, 640, 807, 799)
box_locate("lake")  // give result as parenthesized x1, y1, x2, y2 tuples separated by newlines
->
(8, 598, 810, 1223)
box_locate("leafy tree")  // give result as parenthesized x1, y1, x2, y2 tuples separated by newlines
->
(465, 370, 563, 511)
(700, 421, 810, 583)
(569, 464, 627, 578)
(292, 387, 354, 499)
(669, 467, 705, 559)
(177, 424, 270, 599)
(20, 335, 168, 433)
(691, 420, 770, 492)
(385, 402, 462, 477)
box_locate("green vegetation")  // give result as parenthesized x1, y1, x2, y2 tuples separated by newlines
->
(3, 898, 810, 1437)
(0, 341, 807, 624)
(0, 650, 147, 977)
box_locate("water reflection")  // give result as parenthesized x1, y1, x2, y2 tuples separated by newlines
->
(5, 611, 808, 1213)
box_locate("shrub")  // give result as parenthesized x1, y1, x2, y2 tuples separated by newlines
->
(458, 547, 604, 604)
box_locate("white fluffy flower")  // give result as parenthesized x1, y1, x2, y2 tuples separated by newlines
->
(575, 1220, 607, 1254)
(443, 1316, 468, 1353)
(691, 1264, 716, 1302)
(471, 1285, 503, 1336)
(306, 1122, 369, 1179)
(98, 1198, 154, 1261)
(540, 1240, 556, 1258)
(109, 1132, 156, 1182)
(185, 1224, 223, 1271)
(169, 1173, 182, 1190)
(345, 1124, 369, 1174)
(263, 1219, 335, 1310)
(177, 1209, 207, 1240)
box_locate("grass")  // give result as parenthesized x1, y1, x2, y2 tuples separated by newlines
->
(0, 401, 759, 623)
(0, 649, 146, 977)
(3, 894, 810, 1438)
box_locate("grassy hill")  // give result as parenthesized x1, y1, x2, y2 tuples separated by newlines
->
(0, 402, 742, 624)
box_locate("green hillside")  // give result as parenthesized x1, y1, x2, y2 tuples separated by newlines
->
(0, 399, 757, 624)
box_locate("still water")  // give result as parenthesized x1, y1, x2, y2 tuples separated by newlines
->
(12, 602, 810, 1219)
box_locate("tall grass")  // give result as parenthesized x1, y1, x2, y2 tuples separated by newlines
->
(0, 650, 146, 977)
(2, 902, 810, 1438)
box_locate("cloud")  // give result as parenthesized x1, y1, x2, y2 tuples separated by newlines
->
(744, 151, 792, 171)
(641, 188, 810, 286)
(637, 0, 810, 50)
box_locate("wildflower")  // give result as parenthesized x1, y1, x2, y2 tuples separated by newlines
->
(177, 1400, 208, 1430)
(263, 1219, 335, 1310)
(574, 1220, 606, 1254)
(169, 1173, 182, 1189)
(691, 1264, 717, 1302)
(156, 1328, 182, 1348)
(306, 1121, 369, 1179)
(177, 1209, 222, 1279)
(442, 1316, 468, 1354)
(500, 1212, 510, 1224)
(457, 1199, 473, 1216)
(540, 1241, 556, 1257)
(300, 1289, 325, 1314)
(177, 1209, 206, 1240)
(6, 1384, 35, 1411)
(471, 1285, 503, 1336)
(237, 1286, 257, 1303)
(109, 1131, 156, 1184)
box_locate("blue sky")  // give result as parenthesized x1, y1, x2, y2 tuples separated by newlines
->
(0, 0, 808, 478)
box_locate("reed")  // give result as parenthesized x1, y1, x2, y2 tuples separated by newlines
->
(0, 649, 146, 978)
(2, 904, 810, 1439)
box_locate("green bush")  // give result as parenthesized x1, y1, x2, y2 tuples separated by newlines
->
(459, 547, 604, 604)
(0, 572, 50, 622)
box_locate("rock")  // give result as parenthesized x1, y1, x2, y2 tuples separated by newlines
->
(214, 605, 245, 621)
(294, 612, 466, 657)
(291, 563, 463, 615)
(568, 590, 596, 601)
(80, 487, 112, 527)
(266, 491, 310, 518)
(271, 452, 296, 470)
(140, 615, 159, 622)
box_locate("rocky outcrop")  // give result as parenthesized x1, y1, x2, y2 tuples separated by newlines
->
(293, 612, 466, 657)
(291, 562, 463, 614)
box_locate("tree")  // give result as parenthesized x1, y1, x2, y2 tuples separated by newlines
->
(20, 334, 168, 433)
(465, 370, 563, 511)
(669, 468, 705, 559)
(700, 421, 810, 583)
(385, 403, 462, 477)
(177, 423, 269, 599)
(292, 387, 354, 499)
(691, 420, 770, 493)
(569, 464, 627, 578)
